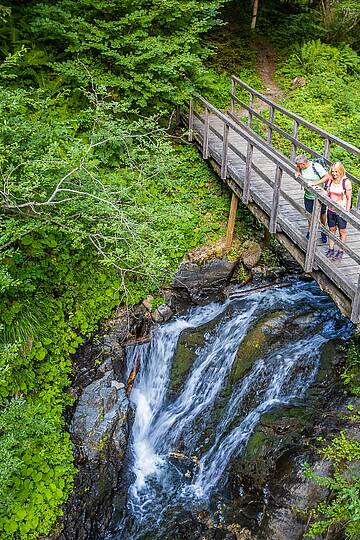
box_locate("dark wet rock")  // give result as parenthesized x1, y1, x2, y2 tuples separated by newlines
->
(169, 315, 221, 397)
(172, 259, 237, 303)
(152, 303, 173, 323)
(241, 241, 262, 269)
(229, 407, 313, 495)
(228, 311, 287, 385)
(71, 370, 128, 461)
(56, 307, 147, 540)
(293, 312, 319, 327)
(261, 455, 332, 540)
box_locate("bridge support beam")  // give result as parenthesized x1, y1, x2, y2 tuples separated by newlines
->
(351, 274, 360, 323)
(225, 193, 239, 250)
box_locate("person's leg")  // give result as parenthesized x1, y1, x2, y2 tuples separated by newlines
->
(339, 228, 347, 244)
(304, 197, 314, 238)
(326, 211, 336, 257)
(320, 204, 327, 243)
(326, 227, 336, 256)
(333, 217, 347, 260)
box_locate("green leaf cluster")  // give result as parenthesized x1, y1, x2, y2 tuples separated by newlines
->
(5, 0, 226, 114)
(304, 433, 360, 539)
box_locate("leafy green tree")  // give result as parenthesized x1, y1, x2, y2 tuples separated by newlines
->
(3, 0, 224, 113)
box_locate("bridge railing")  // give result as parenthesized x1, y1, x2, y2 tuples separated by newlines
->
(186, 94, 360, 321)
(230, 76, 360, 208)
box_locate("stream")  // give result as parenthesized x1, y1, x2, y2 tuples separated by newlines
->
(108, 279, 351, 539)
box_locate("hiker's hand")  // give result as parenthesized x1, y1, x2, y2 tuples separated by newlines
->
(295, 171, 300, 178)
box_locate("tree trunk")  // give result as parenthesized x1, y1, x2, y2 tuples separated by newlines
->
(321, 0, 332, 26)
(251, 0, 259, 30)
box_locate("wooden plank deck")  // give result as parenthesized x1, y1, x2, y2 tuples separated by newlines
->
(190, 112, 360, 321)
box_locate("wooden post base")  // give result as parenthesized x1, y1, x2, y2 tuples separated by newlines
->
(225, 193, 239, 250)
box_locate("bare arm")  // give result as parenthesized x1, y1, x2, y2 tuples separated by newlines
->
(309, 173, 331, 186)
(345, 187, 352, 211)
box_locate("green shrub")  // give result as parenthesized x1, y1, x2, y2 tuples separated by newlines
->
(304, 433, 360, 539)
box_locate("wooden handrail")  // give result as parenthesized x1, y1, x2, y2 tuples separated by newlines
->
(230, 94, 360, 188)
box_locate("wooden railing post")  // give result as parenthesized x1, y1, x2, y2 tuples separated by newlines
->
(267, 106, 275, 145)
(291, 120, 299, 159)
(248, 93, 254, 128)
(304, 198, 321, 272)
(230, 78, 235, 114)
(269, 165, 283, 233)
(350, 274, 360, 323)
(323, 137, 331, 159)
(242, 142, 254, 204)
(225, 193, 239, 250)
(202, 107, 209, 159)
(221, 123, 229, 179)
(188, 99, 194, 142)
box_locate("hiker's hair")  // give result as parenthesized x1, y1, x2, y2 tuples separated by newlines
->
(294, 154, 309, 165)
(331, 161, 346, 177)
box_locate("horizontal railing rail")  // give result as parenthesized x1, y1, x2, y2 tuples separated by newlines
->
(230, 76, 360, 203)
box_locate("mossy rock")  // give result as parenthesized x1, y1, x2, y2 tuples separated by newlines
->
(230, 405, 313, 490)
(169, 319, 218, 395)
(229, 310, 284, 385)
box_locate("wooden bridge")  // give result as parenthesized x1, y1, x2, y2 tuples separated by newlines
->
(183, 76, 360, 323)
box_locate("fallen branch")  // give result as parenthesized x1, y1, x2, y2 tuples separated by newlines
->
(126, 355, 141, 397)
(227, 281, 289, 300)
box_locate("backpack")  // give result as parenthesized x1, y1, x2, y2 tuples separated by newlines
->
(311, 157, 328, 179)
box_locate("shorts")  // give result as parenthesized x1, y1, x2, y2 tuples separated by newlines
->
(304, 197, 327, 216)
(327, 211, 347, 230)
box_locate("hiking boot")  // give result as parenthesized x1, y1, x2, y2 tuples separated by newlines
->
(333, 250, 344, 260)
(325, 248, 335, 258)
(321, 232, 328, 244)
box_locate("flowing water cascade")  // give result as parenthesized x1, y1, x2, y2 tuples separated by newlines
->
(111, 280, 351, 539)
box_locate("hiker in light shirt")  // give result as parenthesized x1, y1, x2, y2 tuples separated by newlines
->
(294, 154, 330, 243)
(310, 162, 352, 260)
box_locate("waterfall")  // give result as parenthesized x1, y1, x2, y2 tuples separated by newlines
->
(112, 280, 351, 539)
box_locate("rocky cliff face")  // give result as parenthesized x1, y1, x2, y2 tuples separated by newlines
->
(57, 306, 148, 540)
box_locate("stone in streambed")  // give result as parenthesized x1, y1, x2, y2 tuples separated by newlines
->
(71, 370, 128, 461)
(229, 311, 286, 385)
(169, 320, 217, 396)
(172, 259, 237, 303)
(152, 303, 173, 323)
(241, 241, 262, 269)
(228, 406, 313, 491)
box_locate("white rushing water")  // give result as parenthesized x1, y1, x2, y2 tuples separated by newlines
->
(115, 280, 351, 539)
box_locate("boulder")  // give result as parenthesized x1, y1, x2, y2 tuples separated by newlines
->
(58, 371, 129, 540)
(71, 370, 128, 461)
(172, 259, 237, 303)
(263, 457, 331, 540)
(241, 241, 262, 269)
(152, 303, 174, 323)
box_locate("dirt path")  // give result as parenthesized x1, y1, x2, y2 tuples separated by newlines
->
(252, 37, 285, 111)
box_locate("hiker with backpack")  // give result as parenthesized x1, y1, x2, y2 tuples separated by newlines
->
(310, 162, 352, 260)
(294, 154, 330, 243)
